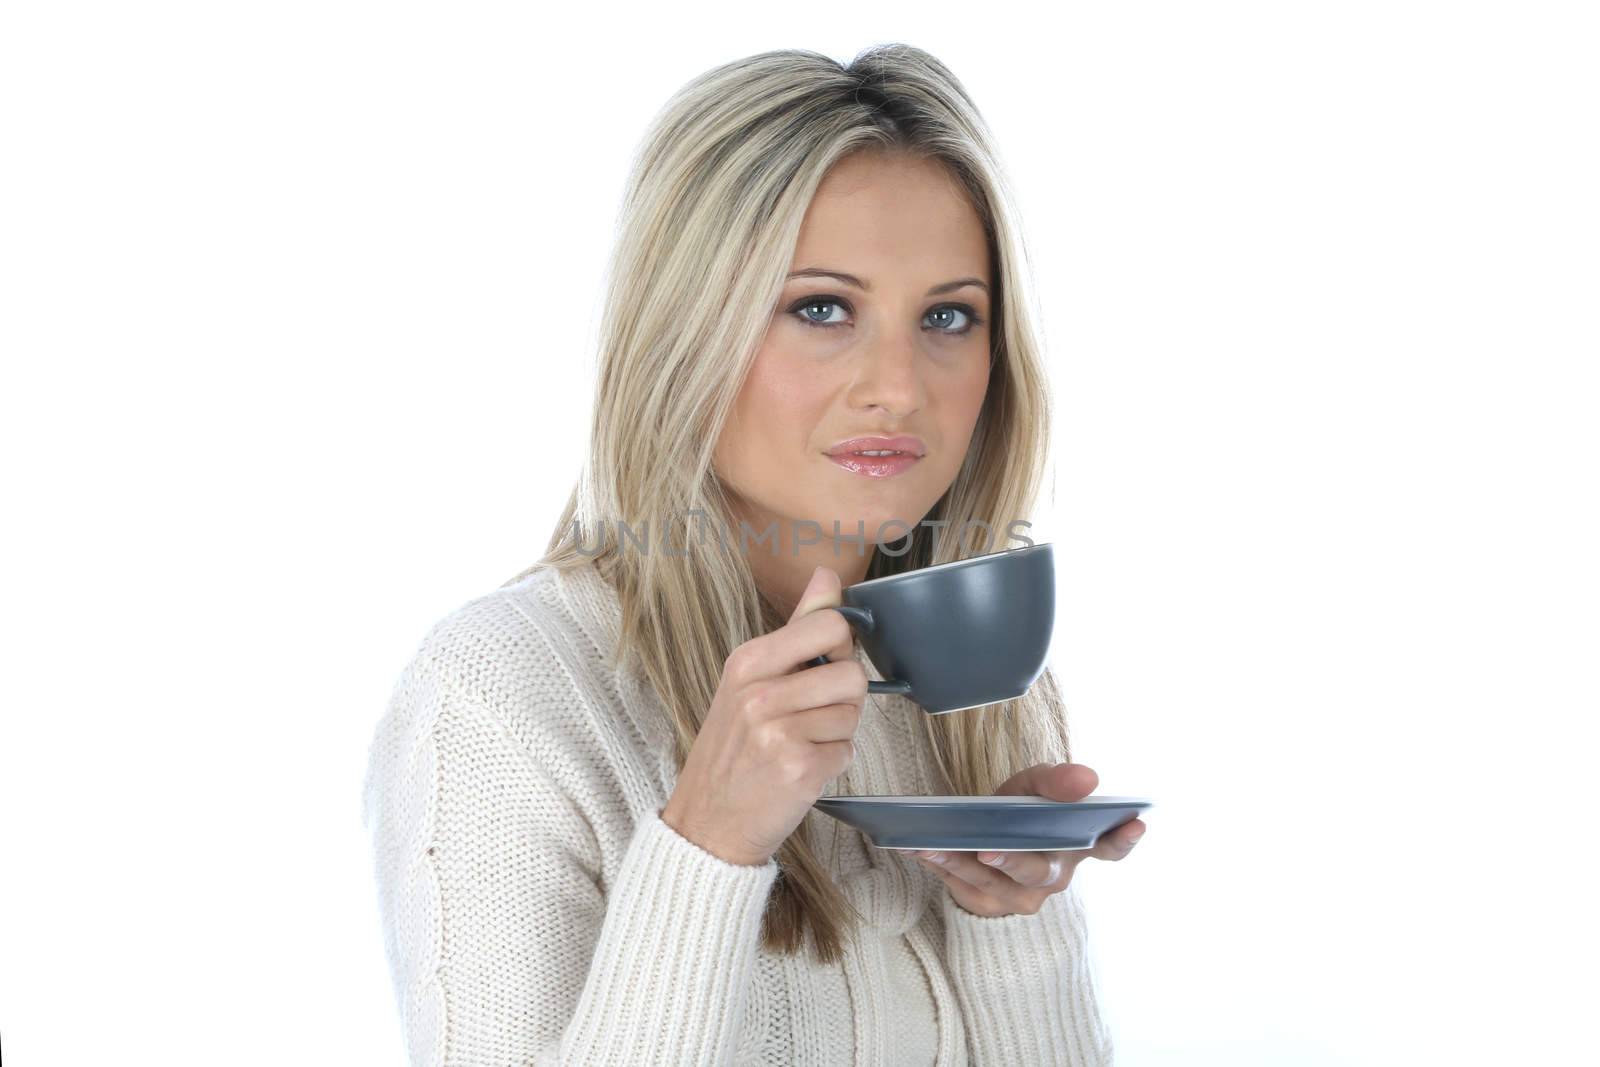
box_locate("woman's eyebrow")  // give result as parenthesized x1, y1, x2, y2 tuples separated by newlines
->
(786, 267, 989, 297)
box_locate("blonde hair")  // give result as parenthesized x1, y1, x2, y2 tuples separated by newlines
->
(506, 43, 1071, 964)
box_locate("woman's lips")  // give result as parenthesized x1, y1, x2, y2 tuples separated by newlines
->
(825, 451, 922, 478)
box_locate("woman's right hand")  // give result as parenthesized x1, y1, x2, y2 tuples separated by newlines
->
(660, 564, 867, 866)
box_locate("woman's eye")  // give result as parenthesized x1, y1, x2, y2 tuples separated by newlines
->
(926, 305, 978, 333)
(788, 297, 986, 336)
(793, 298, 850, 328)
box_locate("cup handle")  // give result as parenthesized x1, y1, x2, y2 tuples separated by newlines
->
(805, 605, 914, 697)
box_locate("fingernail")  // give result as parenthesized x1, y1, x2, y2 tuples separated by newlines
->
(925, 852, 946, 865)
(1126, 830, 1144, 846)
(979, 853, 1004, 866)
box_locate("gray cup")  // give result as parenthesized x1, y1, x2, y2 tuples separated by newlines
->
(805, 541, 1056, 714)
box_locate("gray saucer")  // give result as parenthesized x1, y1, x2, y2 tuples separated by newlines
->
(813, 794, 1154, 851)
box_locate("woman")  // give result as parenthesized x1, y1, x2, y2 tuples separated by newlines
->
(362, 43, 1146, 1066)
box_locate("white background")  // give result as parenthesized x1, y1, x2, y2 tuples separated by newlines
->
(2, 2, 1595, 1063)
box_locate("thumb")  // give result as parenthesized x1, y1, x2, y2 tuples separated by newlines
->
(789, 564, 842, 623)
(996, 762, 1098, 801)
(789, 566, 854, 665)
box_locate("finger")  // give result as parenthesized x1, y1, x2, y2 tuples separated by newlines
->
(736, 607, 853, 684)
(785, 701, 863, 743)
(924, 864, 1010, 916)
(917, 854, 1051, 917)
(974, 849, 1079, 889)
(1085, 819, 1147, 862)
(914, 850, 1031, 898)
(995, 762, 1098, 802)
(917, 854, 1000, 899)
(759, 657, 867, 720)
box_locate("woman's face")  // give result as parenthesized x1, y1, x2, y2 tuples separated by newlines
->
(712, 151, 993, 585)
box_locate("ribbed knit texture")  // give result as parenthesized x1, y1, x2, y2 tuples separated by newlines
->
(361, 559, 1116, 1065)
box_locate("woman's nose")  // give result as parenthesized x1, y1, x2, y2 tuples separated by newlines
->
(847, 333, 925, 417)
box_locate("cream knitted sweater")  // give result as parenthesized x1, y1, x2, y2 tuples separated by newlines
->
(361, 559, 1116, 1066)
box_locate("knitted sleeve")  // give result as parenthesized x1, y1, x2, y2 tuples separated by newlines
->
(932, 878, 1116, 1065)
(362, 618, 779, 1066)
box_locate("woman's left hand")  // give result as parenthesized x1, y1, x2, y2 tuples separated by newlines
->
(913, 762, 1145, 918)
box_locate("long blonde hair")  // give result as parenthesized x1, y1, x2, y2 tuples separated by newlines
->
(505, 43, 1072, 964)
